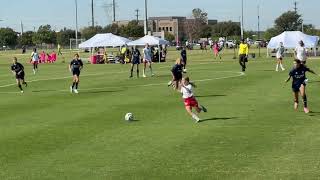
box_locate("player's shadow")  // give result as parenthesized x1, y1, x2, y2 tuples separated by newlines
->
(127, 119, 140, 122)
(309, 111, 320, 116)
(196, 94, 226, 98)
(79, 89, 123, 94)
(200, 117, 237, 122)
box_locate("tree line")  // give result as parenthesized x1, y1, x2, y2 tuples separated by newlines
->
(1, 9, 320, 48)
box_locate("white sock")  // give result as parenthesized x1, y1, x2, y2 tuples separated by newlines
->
(276, 64, 279, 71)
(192, 113, 200, 121)
(280, 64, 285, 70)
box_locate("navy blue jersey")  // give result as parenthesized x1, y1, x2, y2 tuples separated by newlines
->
(132, 49, 141, 61)
(70, 59, 83, 71)
(11, 63, 24, 73)
(181, 50, 187, 60)
(171, 64, 183, 75)
(289, 66, 310, 86)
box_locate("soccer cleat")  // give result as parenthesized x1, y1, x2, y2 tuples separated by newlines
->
(183, 69, 187, 73)
(129, 75, 133, 78)
(70, 86, 73, 93)
(281, 68, 285, 71)
(304, 107, 310, 114)
(167, 81, 172, 87)
(201, 105, 208, 113)
(73, 89, 79, 94)
(23, 82, 28, 87)
(143, 74, 147, 78)
(21, 90, 24, 93)
(151, 73, 155, 77)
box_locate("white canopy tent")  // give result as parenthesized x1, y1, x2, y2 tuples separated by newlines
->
(128, 35, 169, 63)
(267, 31, 319, 57)
(78, 33, 131, 48)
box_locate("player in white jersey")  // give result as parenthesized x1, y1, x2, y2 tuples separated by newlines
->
(31, 48, 39, 74)
(142, 43, 154, 77)
(294, 40, 307, 64)
(179, 77, 207, 123)
(275, 42, 285, 71)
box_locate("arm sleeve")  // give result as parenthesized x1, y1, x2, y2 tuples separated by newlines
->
(80, 60, 84, 66)
(11, 65, 14, 71)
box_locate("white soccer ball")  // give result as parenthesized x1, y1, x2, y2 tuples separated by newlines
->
(125, 113, 134, 121)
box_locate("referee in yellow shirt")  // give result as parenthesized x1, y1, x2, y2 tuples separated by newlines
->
(239, 39, 249, 72)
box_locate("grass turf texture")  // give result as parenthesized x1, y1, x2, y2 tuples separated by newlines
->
(1, 48, 320, 179)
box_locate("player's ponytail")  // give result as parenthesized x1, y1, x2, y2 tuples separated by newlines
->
(184, 77, 197, 88)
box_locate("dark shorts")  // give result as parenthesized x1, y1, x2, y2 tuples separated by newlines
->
(173, 73, 182, 81)
(16, 72, 25, 80)
(72, 70, 80, 77)
(292, 83, 306, 92)
(132, 58, 140, 65)
(239, 54, 247, 62)
(181, 58, 187, 64)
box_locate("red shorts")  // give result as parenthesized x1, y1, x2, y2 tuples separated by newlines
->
(32, 61, 38, 65)
(184, 97, 199, 108)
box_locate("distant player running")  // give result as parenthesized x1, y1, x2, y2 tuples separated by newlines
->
(168, 58, 183, 90)
(275, 42, 285, 71)
(31, 48, 39, 74)
(142, 43, 154, 77)
(179, 77, 207, 123)
(285, 59, 318, 113)
(69, 53, 83, 94)
(181, 47, 187, 73)
(129, 46, 141, 78)
(11, 57, 27, 93)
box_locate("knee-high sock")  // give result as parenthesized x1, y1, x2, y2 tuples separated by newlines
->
(303, 95, 308, 108)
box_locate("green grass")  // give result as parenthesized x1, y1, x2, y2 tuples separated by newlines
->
(1, 48, 320, 179)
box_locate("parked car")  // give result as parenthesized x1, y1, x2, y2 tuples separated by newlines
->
(226, 40, 236, 48)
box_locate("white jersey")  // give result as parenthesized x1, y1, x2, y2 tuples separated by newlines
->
(31, 52, 39, 62)
(143, 48, 152, 61)
(295, 46, 307, 61)
(181, 84, 194, 99)
(276, 46, 285, 59)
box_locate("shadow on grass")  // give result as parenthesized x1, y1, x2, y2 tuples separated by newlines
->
(127, 119, 140, 122)
(309, 111, 320, 117)
(81, 90, 122, 94)
(200, 117, 238, 123)
(195, 94, 226, 98)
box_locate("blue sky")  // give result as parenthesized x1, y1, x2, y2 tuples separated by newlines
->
(0, 0, 318, 32)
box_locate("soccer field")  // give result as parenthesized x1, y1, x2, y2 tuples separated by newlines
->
(1, 49, 320, 179)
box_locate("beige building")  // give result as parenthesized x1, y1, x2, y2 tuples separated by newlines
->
(149, 16, 186, 41)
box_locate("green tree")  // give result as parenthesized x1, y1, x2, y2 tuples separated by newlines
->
(164, 32, 175, 42)
(185, 8, 208, 41)
(81, 26, 103, 40)
(199, 25, 212, 39)
(18, 31, 34, 46)
(103, 23, 121, 35)
(212, 21, 240, 37)
(56, 28, 76, 46)
(32, 25, 56, 44)
(0, 27, 18, 47)
(264, 27, 279, 40)
(119, 21, 144, 38)
(275, 11, 302, 32)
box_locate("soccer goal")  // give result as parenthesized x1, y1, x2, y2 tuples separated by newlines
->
(69, 38, 85, 50)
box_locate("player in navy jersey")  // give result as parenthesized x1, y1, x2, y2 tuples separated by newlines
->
(69, 53, 83, 94)
(285, 59, 318, 113)
(168, 58, 183, 90)
(181, 47, 187, 73)
(11, 57, 27, 93)
(129, 46, 141, 78)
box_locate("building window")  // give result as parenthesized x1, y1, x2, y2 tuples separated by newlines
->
(159, 27, 161, 31)
(166, 27, 169, 31)
(162, 27, 165, 31)
(170, 27, 173, 31)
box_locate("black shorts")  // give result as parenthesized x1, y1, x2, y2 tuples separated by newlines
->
(292, 83, 306, 92)
(72, 70, 81, 76)
(16, 72, 25, 80)
(132, 58, 140, 65)
(173, 73, 182, 81)
(181, 58, 187, 64)
(239, 54, 247, 62)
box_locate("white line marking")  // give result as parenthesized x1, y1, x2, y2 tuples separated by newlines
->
(0, 71, 245, 94)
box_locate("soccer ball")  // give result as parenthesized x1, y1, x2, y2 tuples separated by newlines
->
(125, 113, 134, 121)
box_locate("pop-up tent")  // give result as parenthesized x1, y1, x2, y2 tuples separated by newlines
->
(79, 33, 131, 48)
(267, 31, 319, 56)
(128, 35, 169, 62)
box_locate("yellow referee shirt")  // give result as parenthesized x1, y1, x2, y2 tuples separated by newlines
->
(239, 43, 249, 55)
